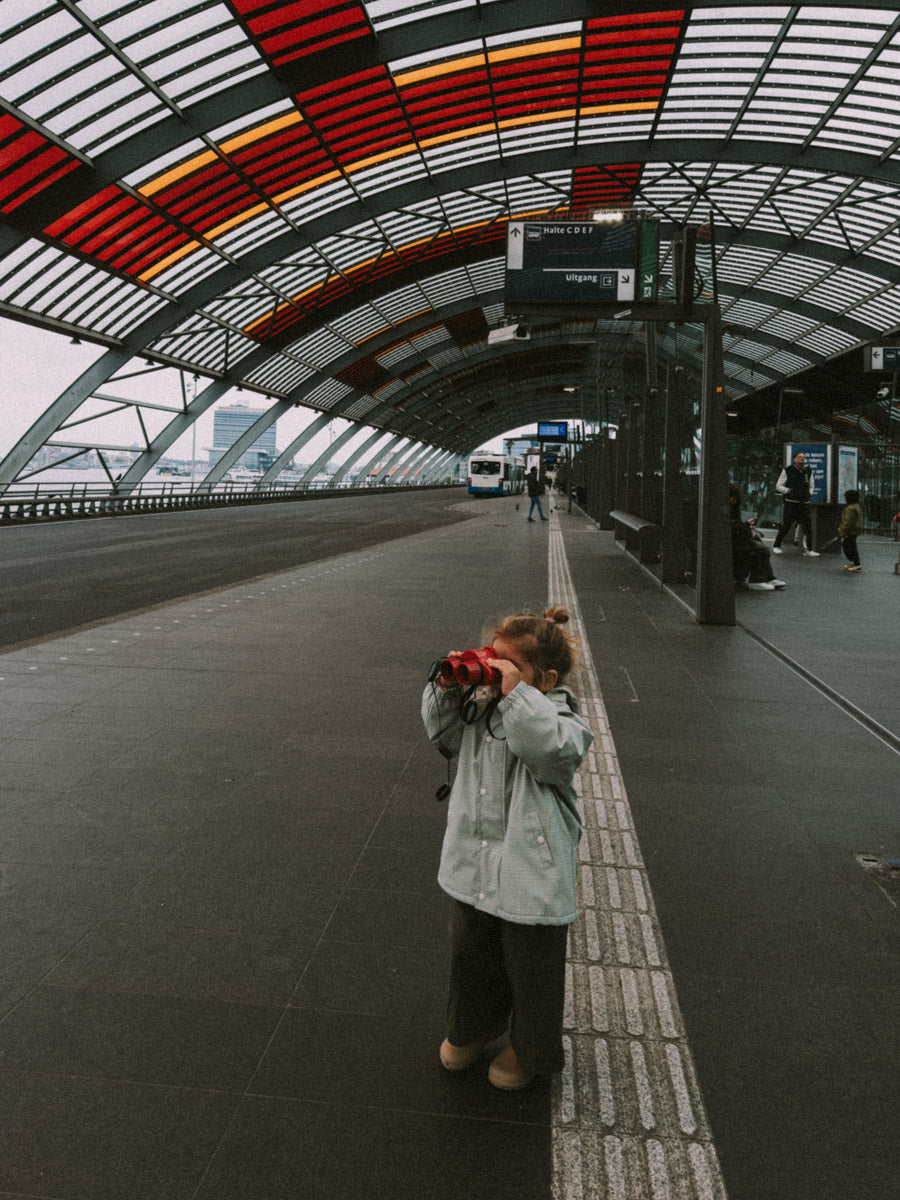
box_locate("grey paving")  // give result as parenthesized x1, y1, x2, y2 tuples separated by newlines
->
(562, 512, 899, 1200)
(0, 491, 897, 1199)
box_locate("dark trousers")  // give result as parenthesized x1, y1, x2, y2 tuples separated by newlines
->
(774, 501, 812, 550)
(842, 534, 860, 566)
(527, 495, 546, 520)
(734, 543, 775, 583)
(446, 900, 569, 1075)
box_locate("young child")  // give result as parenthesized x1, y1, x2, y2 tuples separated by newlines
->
(839, 489, 863, 572)
(422, 607, 593, 1089)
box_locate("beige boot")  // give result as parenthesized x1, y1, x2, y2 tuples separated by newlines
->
(440, 1023, 508, 1071)
(439, 1037, 488, 1071)
(488, 1044, 534, 1090)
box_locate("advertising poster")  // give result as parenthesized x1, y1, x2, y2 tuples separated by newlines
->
(838, 445, 859, 497)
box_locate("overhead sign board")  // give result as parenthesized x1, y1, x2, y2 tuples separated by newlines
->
(505, 220, 658, 310)
(538, 422, 568, 439)
(866, 346, 900, 370)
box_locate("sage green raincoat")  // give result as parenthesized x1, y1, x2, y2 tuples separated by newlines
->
(422, 680, 593, 925)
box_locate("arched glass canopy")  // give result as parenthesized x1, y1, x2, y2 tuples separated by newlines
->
(2, 1, 900, 489)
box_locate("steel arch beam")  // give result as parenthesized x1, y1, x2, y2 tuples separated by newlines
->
(0, 348, 129, 493)
(371, 439, 422, 484)
(297, 424, 359, 486)
(400, 444, 444, 484)
(202, 399, 293, 486)
(4, 209, 900, 490)
(329, 428, 393, 487)
(121, 377, 234, 490)
(352, 433, 406, 486)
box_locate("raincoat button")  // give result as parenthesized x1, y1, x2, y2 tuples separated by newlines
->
(537, 836, 545, 844)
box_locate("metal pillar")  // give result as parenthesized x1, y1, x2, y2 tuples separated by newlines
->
(597, 436, 614, 526)
(641, 323, 659, 521)
(614, 412, 628, 515)
(695, 304, 735, 625)
(661, 363, 687, 586)
(628, 392, 643, 513)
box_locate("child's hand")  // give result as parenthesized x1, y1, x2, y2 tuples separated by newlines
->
(487, 657, 523, 696)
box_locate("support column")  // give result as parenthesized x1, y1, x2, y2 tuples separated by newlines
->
(641, 323, 659, 520)
(616, 410, 629, 513)
(661, 363, 687, 586)
(695, 304, 735, 625)
(597, 436, 614, 527)
(626, 392, 641, 514)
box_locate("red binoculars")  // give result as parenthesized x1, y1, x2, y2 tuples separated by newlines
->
(435, 647, 501, 688)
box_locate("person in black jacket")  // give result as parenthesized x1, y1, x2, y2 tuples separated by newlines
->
(525, 467, 548, 522)
(772, 450, 819, 556)
(730, 485, 786, 590)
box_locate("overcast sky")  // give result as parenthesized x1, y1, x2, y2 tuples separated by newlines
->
(0, 314, 537, 472)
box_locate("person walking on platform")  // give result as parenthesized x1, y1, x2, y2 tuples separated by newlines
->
(525, 466, 548, 522)
(839, 489, 864, 572)
(422, 608, 593, 1090)
(772, 450, 819, 556)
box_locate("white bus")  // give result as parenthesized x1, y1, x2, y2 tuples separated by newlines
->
(467, 454, 525, 496)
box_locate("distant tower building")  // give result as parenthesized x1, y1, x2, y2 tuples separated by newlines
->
(211, 405, 277, 470)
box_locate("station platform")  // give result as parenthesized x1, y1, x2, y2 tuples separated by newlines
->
(0, 491, 897, 1200)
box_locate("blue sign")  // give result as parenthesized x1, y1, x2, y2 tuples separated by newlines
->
(538, 422, 568, 439)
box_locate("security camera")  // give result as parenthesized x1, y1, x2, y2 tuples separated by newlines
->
(876, 384, 892, 399)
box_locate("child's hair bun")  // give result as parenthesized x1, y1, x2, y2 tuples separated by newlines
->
(543, 606, 570, 626)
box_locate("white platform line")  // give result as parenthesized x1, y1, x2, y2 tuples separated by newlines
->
(548, 515, 729, 1200)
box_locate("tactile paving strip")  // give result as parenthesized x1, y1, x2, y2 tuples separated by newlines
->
(548, 516, 729, 1200)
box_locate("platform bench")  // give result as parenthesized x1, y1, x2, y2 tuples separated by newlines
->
(609, 509, 661, 564)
